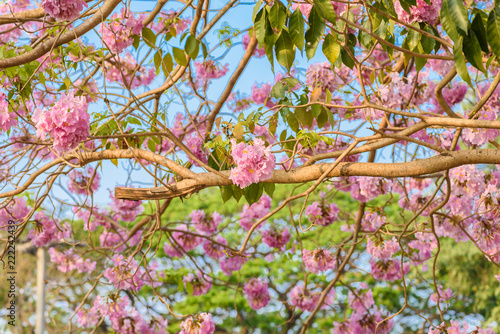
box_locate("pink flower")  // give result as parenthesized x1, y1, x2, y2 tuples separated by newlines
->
(251, 83, 274, 107)
(366, 236, 400, 259)
(0, 197, 29, 228)
(352, 176, 391, 202)
(76, 308, 100, 328)
(48, 247, 96, 273)
(99, 229, 141, 253)
(41, 0, 87, 21)
(110, 191, 144, 222)
(240, 195, 272, 230)
(101, 9, 144, 53)
(179, 313, 215, 334)
(262, 226, 290, 249)
(165, 224, 202, 257)
(360, 211, 386, 232)
(230, 138, 276, 188)
(194, 60, 229, 87)
(27, 212, 68, 247)
(203, 235, 228, 259)
(430, 285, 453, 303)
(305, 202, 339, 226)
(220, 254, 247, 275)
(151, 10, 191, 35)
(442, 83, 468, 105)
(243, 32, 265, 57)
(185, 134, 208, 166)
(288, 284, 335, 312)
(393, 0, 441, 25)
(370, 258, 410, 281)
(183, 273, 212, 296)
(32, 91, 90, 153)
(244, 278, 271, 310)
(0, 92, 18, 131)
(302, 248, 336, 273)
(67, 167, 100, 195)
(104, 52, 155, 89)
(103, 255, 161, 291)
(190, 210, 221, 234)
(73, 206, 111, 231)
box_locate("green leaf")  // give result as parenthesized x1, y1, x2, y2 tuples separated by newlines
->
(289, 10, 305, 52)
(142, 27, 157, 46)
(220, 186, 233, 203)
(415, 56, 427, 72)
(420, 28, 436, 54)
(185, 35, 200, 59)
(313, 0, 336, 23)
(147, 139, 157, 152)
(263, 183, 275, 197)
(487, 7, 500, 58)
(341, 46, 355, 69)
(407, 24, 421, 51)
(163, 53, 174, 74)
(441, 0, 459, 41)
(295, 107, 314, 127)
(233, 123, 244, 140)
(316, 106, 329, 128)
(154, 51, 162, 71)
(322, 34, 340, 64)
(275, 30, 295, 71)
(172, 47, 187, 66)
(127, 117, 142, 125)
(264, 40, 275, 73)
(252, 0, 263, 22)
(463, 30, 486, 73)
(472, 14, 489, 53)
(305, 7, 325, 59)
(244, 183, 263, 205)
(286, 112, 299, 133)
(453, 36, 472, 86)
(447, 0, 469, 34)
(269, 1, 287, 31)
(185, 281, 194, 296)
(271, 81, 286, 99)
(254, 9, 267, 45)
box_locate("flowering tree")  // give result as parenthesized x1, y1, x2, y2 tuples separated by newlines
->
(2, 0, 500, 332)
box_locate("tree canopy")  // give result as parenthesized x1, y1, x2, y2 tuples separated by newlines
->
(1, 0, 500, 333)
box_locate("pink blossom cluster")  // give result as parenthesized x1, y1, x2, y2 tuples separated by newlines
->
(73, 206, 111, 231)
(0, 0, 26, 44)
(227, 92, 252, 112)
(0, 197, 29, 229)
(378, 72, 432, 111)
(101, 9, 144, 53)
(251, 83, 274, 107)
(0, 92, 18, 132)
(370, 258, 410, 281)
(302, 248, 336, 273)
(190, 210, 222, 234)
(203, 235, 228, 259)
(100, 229, 141, 253)
(48, 247, 96, 273)
(393, 0, 441, 25)
(27, 212, 69, 247)
(185, 133, 208, 166)
(333, 283, 394, 334)
(288, 283, 335, 312)
(407, 231, 437, 265)
(239, 195, 272, 230)
(104, 53, 155, 89)
(179, 312, 215, 334)
(193, 60, 229, 89)
(305, 202, 339, 226)
(262, 226, 290, 249)
(220, 254, 247, 275)
(306, 62, 350, 100)
(164, 224, 202, 257)
(151, 10, 192, 35)
(32, 91, 90, 153)
(110, 192, 144, 222)
(428, 321, 494, 334)
(243, 32, 265, 57)
(244, 278, 271, 310)
(462, 108, 499, 146)
(366, 236, 400, 259)
(103, 255, 162, 291)
(41, 0, 87, 21)
(229, 139, 276, 188)
(67, 167, 100, 195)
(351, 176, 391, 202)
(430, 285, 453, 303)
(183, 273, 212, 296)
(78, 295, 169, 333)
